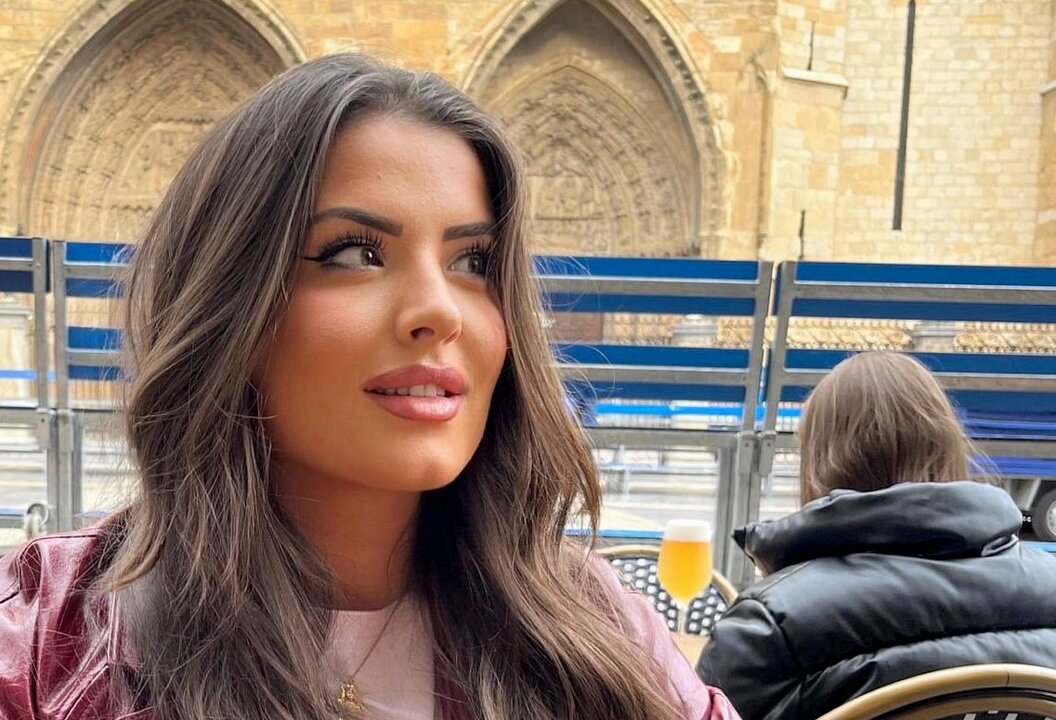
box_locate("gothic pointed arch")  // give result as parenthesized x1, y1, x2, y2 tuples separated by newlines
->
(465, 0, 723, 256)
(3, 0, 305, 239)
(498, 62, 691, 256)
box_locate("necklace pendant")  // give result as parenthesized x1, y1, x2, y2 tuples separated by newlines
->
(335, 680, 369, 718)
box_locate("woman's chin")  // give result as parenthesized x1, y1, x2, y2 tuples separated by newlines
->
(363, 459, 468, 494)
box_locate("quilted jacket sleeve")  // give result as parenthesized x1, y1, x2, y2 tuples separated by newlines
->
(697, 598, 801, 720)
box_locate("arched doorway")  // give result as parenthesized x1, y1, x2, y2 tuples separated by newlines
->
(467, 0, 723, 259)
(13, 0, 301, 241)
(0, 0, 302, 408)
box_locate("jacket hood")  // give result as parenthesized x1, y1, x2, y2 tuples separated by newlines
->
(735, 481, 1021, 574)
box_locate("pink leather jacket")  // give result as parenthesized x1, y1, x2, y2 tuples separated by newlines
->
(0, 528, 144, 719)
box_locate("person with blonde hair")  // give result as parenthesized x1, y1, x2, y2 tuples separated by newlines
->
(697, 351, 1056, 720)
(0, 54, 738, 720)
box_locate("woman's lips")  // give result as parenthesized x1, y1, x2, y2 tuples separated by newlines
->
(365, 392, 463, 422)
(363, 364, 467, 395)
(363, 365, 467, 422)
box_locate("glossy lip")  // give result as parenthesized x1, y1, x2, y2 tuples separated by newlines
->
(363, 364, 467, 395)
(363, 364, 467, 423)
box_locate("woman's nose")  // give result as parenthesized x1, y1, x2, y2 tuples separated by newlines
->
(395, 265, 463, 346)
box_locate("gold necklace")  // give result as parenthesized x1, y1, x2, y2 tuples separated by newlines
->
(333, 598, 403, 719)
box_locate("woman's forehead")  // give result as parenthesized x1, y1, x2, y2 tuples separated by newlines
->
(318, 117, 491, 214)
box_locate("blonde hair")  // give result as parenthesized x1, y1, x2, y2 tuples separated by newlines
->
(798, 352, 982, 506)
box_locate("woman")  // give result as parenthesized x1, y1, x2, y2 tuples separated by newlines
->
(698, 351, 1056, 720)
(0, 54, 738, 720)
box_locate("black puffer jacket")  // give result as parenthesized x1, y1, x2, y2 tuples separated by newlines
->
(697, 481, 1056, 720)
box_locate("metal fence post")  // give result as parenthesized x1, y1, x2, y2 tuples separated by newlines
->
(712, 445, 734, 576)
(724, 430, 760, 586)
(53, 409, 75, 531)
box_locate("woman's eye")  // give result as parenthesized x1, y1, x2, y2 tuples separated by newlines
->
(450, 250, 490, 277)
(328, 244, 383, 269)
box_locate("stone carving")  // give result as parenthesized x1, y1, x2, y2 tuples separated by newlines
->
(528, 146, 611, 254)
(1, 0, 296, 405)
(605, 313, 682, 345)
(596, 316, 1056, 355)
(467, 0, 714, 129)
(0, 48, 38, 138)
(112, 121, 209, 217)
(494, 65, 692, 256)
(715, 317, 915, 351)
(787, 319, 914, 351)
(465, 0, 723, 249)
(26, 2, 282, 242)
(102, 114, 222, 241)
(955, 323, 1056, 354)
(4, 0, 301, 236)
(713, 317, 757, 349)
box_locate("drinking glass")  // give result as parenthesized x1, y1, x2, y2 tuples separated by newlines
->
(657, 519, 713, 634)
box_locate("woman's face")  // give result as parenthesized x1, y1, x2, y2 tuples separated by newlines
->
(256, 115, 508, 495)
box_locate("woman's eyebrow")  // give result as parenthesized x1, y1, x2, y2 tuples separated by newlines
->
(443, 222, 495, 241)
(310, 208, 492, 241)
(310, 206, 403, 235)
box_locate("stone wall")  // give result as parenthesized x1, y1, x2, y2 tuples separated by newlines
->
(1037, 1, 1056, 264)
(834, 0, 1050, 265)
(0, 0, 1051, 266)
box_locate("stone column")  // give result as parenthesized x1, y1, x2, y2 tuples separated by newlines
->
(910, 320, 958, 353)
(671, 314, 719, 348)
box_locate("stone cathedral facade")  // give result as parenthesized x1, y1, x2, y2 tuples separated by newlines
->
(1, 0, 1054, 265)
(0, 0, 1053, 378)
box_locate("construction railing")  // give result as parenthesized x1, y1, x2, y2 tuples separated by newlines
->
(1, 238, 1055, 585)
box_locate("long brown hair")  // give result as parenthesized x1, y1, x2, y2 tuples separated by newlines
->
(103, 54, 685, 720)
(798, 351, 982, 506)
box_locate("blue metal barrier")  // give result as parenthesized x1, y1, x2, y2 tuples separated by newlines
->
(537, 255, 774, 579)
(48, 240, 130, 532)
(2, 243, 1056, 554)
(53, 241, 129, 408)
(765, 261, 1056, 427)
(0, 237, 49, 410)
(0, 237, 52, 534)
(761, 259, 1056, 542)
(537, 255, 773, 429)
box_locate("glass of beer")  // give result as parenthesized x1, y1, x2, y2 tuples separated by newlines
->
(657, 519, 713, 634)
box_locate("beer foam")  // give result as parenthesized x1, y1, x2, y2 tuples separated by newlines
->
(663, 519, 712, 542)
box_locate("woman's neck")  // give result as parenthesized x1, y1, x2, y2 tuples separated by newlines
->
(276, 467, 420, 611)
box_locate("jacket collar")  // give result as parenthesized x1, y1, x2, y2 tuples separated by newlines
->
(105, 587, 142, 669)
(735, 481, 1021, 574)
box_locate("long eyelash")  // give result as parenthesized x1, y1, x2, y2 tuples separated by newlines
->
(466, 241, 494, 269)
(303, 231, 383, 263)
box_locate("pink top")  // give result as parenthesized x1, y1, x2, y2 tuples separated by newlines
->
(329, 596, 436, 719)
(326, 563, 740, 720)
(593, 558, 742, 720)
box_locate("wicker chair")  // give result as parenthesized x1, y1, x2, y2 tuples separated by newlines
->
(815, 664, 1056, 720)
(598, 544, 737, 636)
